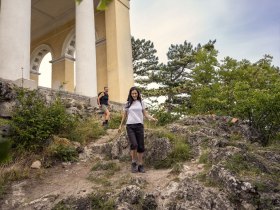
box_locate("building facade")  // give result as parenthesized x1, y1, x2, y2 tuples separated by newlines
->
(0, 0, 134, 103)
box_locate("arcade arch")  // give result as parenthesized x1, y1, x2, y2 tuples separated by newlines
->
(30, 44, 53, 86)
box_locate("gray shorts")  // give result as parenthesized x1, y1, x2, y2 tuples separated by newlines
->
(101, 104, 109, 112)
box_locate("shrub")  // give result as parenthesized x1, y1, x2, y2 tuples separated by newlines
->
(65, 116, 105, 144)
(51, 144, 78, 162)
(150, 109, 179, 126)
(9, 88, 77, 151)
(108, 112, 122, 129)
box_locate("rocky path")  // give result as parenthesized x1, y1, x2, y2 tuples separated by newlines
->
(1, 129, 205, 210)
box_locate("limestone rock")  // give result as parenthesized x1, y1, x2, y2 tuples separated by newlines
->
(0, 101, 15, 118)
(117, 185, 143, 205)
(142, 193, 157, 210)
(31, 160, 42, 169)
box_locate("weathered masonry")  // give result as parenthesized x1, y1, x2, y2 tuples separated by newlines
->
(0, 0, 134, 103)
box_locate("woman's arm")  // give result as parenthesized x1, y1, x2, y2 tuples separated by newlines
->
(118, 111, 128, 132)
(143, 109, 157, 122)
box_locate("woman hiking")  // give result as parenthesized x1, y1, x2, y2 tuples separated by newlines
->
(118, 87, 157, 173)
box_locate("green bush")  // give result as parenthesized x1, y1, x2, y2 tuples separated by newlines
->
(233, 83, 280, 145)
(65, 116, 105, 144)
(9, 89, 77, 151)
(52, 144, 78, 162)
(150, 109, 179, 126)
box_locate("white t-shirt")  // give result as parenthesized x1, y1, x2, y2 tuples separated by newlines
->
(125, 100, 145, 124)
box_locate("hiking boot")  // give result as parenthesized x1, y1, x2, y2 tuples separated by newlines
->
(138, 165, 145, 173)
(131, 162, 138, 173)
(102, 121, 108, 128)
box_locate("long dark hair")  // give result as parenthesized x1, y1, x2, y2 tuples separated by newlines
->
(125, 87, 142, 109)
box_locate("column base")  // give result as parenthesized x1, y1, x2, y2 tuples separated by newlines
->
(13, 79, 38, 90)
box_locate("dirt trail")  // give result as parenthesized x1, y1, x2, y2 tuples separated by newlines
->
(1, 129, 203, 210)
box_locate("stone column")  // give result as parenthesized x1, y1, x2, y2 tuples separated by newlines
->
(75, 0, 97, 97)
(105, 0, 134, 103)
(50, 56, 75, 92)
(0, 0, 31, 80)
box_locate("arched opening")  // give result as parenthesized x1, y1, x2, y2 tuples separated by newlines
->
(30, 44, 53, 87)
(38, 53, 52, 88)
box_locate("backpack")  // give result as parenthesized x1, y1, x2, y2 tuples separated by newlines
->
(97, 92, 103, 104)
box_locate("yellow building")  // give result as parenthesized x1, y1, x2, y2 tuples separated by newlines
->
(0, 0, 134, 103)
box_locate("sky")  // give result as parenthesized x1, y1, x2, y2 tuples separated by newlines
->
(129, 0, 280, 67)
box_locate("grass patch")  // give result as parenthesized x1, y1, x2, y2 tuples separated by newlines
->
(153, 130, 192, 169)
(46, 136, 79, 162)
(188, 125, 201, 132)
(198, 150, 209, 164)
(88, 161, 121, 186)
(65, 116, 106, 144)
(91, 161, 120, 172)
(196, 172, 223, 188)
(170, 162, 184, 175)
(0, 164, 30, 198)
(88, 176, 112, 187)
(229, 132, 242, 141)
(108, 112, 122, 129)
(90, 191, 115, 210)
(224, 153, 262, 176)
(0, 118, 10, 126)
(152, 129, 180, 143)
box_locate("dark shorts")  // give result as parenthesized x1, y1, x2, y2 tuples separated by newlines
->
(126, 123, 145, 153)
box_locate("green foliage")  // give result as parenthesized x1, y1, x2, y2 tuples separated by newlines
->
(0, 167, 30, 198)
(75, 0, 112, 11)
(0, 137, 11, 163)
(151, 41, 195, 112)
(89, 161, 120, 187)
(96, 0, 113, 11)
(225, 153, 261, 175)
(153, 131, 191, 169)
(0, 118, 9, 126)
(198, 150, 210, 164)
(132, 37, 280, 145)
(50, 144, 78, 162)
(190, 55, 280, 145)
(108, 112, 122, 129)
(90, 192, 115, 209)
(65, 116, 105, 144)
(91, 161, 120, 172)
(150, 108, 179, 126)
(132, 36, 159, 77)
(9, 89, 77, 151)
(170, 162, 183, 174)
(191, 40, 218, 86)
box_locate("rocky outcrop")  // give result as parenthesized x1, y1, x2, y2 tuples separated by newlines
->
(1, 104, 279, 210)
(161, 179, 235, 210)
